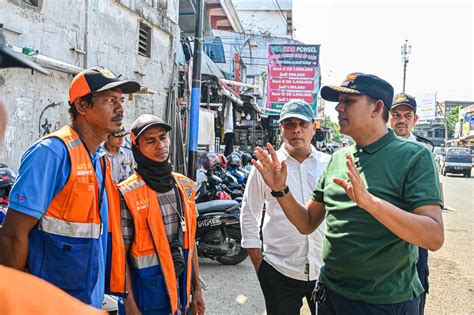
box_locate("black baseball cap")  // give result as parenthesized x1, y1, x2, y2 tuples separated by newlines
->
(321, 72, 394, 109)
(0, 33, 49, 75)
(391, 93, 417, 111)
(69, 66, 141, 104)
(130, 114, 172, 145)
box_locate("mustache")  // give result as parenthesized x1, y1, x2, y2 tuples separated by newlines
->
(112, 114, 124, 121)
(396, 123, 407, 127)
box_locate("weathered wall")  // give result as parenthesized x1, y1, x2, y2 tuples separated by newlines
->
(232, 0, 292, 38)
(0, 0, 180, 171)
(236, 11, 289, 37)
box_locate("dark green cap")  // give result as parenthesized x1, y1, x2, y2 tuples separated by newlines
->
(278, 99, 315, 123)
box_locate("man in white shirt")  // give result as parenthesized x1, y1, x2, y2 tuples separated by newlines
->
(390, 92, 433, 148)
(102, 126, 136, 183)
(390, 92, 434, 315)
(241, 99, 330, 315)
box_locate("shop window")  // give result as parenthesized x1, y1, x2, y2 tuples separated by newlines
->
(434, 129, 445, 138)
(204, 37, 226, 63)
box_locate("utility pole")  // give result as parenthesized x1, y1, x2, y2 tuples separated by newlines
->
(187, 0, 204, 180)
(401, 40, 411, 93)
(444, 101, 449, 144)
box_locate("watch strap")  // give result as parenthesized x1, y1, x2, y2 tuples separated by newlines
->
(270, 186, 290, 197)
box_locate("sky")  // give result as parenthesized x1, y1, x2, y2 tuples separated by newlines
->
(293, 0, 473, 120)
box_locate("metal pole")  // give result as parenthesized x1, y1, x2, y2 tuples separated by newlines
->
(444, 102, 448, 144)
(401, 40, 411, 93)
(187, 0, 204, 180)
(402, 60, 407, 93)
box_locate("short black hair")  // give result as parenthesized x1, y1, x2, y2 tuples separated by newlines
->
(367, 95, 389, 122)
(68, 93, 94, 121)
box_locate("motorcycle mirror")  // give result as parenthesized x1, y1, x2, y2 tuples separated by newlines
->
(211, 174, 223, 183)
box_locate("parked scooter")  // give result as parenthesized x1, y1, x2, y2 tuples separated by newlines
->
(226, 153, 248, 189)
(195, 198, 248, 265)
(195, 177, 247, 265)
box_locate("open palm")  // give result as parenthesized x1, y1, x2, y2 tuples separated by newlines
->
(252, 143, 288, 192)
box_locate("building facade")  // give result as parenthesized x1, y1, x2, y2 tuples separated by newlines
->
(232, 0, 293, 38)
(1, 0, 181, 170)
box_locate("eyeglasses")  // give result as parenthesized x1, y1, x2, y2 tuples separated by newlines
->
(281, 120, 313, 129)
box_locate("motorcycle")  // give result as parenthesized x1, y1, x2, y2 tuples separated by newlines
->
(195, 183, 248, 265)
(0, 163, 15, 225)
(196, 166, 244, 202)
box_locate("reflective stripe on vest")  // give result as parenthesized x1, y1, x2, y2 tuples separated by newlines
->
(38, 216, 101, 239)
(119, 178, 146, 194)
(66, 138, 82, 150)
(132, 253, 160, 269)
(31, 125, 125, 298)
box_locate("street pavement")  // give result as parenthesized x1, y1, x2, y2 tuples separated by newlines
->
(198, 257, 266, 315)
(200, 171, 473, 315)
(426, 172, 474, 314)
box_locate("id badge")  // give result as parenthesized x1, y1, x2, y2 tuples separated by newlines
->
(180, 220, 187, 232)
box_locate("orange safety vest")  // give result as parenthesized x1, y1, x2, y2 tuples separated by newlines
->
(0, 266, 107, 315)
(26, 125, 125, 304)
(118, 173, 197, 315)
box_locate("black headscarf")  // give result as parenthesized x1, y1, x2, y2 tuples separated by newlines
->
(132, 144, 174, 193)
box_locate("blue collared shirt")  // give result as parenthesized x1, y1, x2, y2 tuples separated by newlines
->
(10, 137, 109, 309)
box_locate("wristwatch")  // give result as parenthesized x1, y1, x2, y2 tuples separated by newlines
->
(271, 186, 290, 198)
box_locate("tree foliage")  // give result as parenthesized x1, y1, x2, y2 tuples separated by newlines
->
(324, 116, 343, 143)
(446, 106, 460, 138)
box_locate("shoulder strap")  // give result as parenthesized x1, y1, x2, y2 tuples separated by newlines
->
(415, 135, 434, 151)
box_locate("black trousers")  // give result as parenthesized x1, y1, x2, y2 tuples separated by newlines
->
(258, 259, 316, 315)
(417, 248, 429, 315)
(224, 132, 234, 157)
(317, 283, 420, 315)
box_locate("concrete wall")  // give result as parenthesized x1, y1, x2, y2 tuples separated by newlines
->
(235, 11, 289, 38)
(232, 0, 292, 38)
(1, 0, 180, 171)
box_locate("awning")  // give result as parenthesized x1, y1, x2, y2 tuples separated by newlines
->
(217, 78, 243, 105)
(202, 51, 225, 79)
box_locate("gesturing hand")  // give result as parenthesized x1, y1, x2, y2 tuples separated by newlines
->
(252, 143, 288, 192)
(333, 153, 373, 210)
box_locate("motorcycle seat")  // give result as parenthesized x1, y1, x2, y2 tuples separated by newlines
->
(196, 200, 239, 214)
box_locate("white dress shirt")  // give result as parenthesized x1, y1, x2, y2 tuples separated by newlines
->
(407, 133, 417, 141)
(240, 145, 331, 281)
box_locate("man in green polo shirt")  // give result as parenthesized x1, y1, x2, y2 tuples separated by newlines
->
(251, 73, 444, 314)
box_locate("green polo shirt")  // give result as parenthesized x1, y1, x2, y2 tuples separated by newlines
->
(312, 129, 442, 304)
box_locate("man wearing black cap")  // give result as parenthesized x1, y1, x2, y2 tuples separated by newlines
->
(252, 73, 444, 314)
(102, 126, 136, 183)
(390, 92, 434, 315)
(118, 114, 205, 315)
(0, 66, 141, 308)
(390, 93, 434, 148)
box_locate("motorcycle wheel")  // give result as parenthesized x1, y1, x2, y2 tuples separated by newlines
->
(216, 227, 248, 265)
